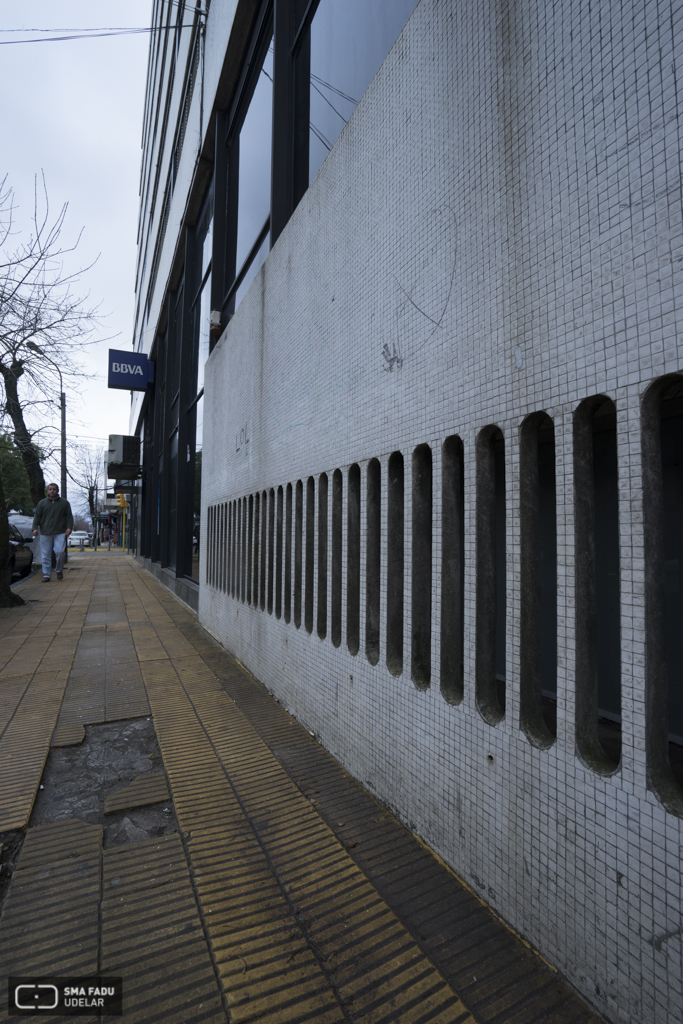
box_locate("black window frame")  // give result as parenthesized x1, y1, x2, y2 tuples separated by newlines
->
(217, 2, 275, 320)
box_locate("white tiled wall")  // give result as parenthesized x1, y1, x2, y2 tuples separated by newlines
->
(201, 2, 683, 1020)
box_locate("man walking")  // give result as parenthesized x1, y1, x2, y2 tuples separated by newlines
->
(32, 483, 73, 581)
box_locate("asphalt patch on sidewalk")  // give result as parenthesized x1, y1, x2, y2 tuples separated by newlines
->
(0, 718, 178, 916)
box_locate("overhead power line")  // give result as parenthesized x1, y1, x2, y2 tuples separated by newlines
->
(0, 26, 153, 32)
(0, 25, 198, 45)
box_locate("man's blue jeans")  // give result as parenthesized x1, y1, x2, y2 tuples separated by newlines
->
(39, 533, 67, 576)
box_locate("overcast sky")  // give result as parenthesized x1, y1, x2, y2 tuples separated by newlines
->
(1, 0, 152, 489)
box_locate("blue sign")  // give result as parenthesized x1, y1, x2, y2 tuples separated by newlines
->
(107, 349, 154, 391)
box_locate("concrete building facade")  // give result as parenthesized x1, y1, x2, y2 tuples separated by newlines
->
(132, 2, 683, 1021)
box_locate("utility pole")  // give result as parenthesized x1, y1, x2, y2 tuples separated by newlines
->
(60, 391, 67, 499)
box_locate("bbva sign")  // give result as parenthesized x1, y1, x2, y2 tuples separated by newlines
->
(107, 349, 154, 392)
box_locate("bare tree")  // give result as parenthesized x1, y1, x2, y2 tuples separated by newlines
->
(0, 174, 101, 607)
(68, 444, 105, 523)
(0, 174, 99, 504)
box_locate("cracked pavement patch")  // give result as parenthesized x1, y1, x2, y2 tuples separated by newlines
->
(31, 717, 177, 847)
(1, 717, 178, 913)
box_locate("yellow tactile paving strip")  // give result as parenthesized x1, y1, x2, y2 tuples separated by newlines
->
(0, 820, 225, 1024)
(0, 818, 102, 1024)
(101, 833, 225, 1023)
(0, 564, 97, 830)
(0, 668, 73, 830)
(127, 563, 602, 1024)
(142, 650, 475, 1023)
(0, 555, 601, 1024)
(104, 771, 170, 814)
(142, 658, 349, 1024)
(0, 676, 32, 736)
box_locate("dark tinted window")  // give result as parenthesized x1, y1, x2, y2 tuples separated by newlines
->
(235, 42, 273, 305)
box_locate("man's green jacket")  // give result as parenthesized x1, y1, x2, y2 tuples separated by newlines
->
(32, 496, 74, 535)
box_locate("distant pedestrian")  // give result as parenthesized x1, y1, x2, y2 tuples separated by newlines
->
(32, 483, 73, 581)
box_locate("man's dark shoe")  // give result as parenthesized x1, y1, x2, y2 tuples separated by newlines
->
(43, 575, 51, 582)
(56, 571, 64, 580)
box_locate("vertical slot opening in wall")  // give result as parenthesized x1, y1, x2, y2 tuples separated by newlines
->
(232, 500, 237, 598)
(642, 375, 683, 814)
(260, 490, 267, 610)
(235, 499, 240, 601)
(247, 494, 254, 605)
(225, 503, 229, 592)
(412, 444, 432, 689)
(295, 480, 303, 628)
(217, 506, 221, 589)
(212, 506, 217, 586)
(253, 492, 260, 607)
(207, 507, 213, 585)
(211, 506, 215, 586)
(223, 503, 228, 593)
(574, 396, 621, 772)
(305, 476, 315, 634)
(441, 436, 464, 704)
(366, 458, 381, 665)
(386, 451, 404, 676)
(276, 486, 283, 619)
(228, 502, 233, 595)
(285, 483, 292, 624)
(217, 507, 221, 589)
(242, 495, 248, 603)
(225, 502, 229, 591)
(347, 464, 361, 655)
(210, 501, 216, 585)
(212, 506, 217, 588)
(237, 495, 242, 598)
(317, 473, 328, 640)
(520, 413, 557, 746)
(236, 497, 241, 598)
(222, 505, 227, 593)
(268, 488, 275, 614)
(216, 505, 222, 589)
(226, 503, 230, 592)
(476, 426, 505, 724)
(215, 506, 220, 590)
(211, 505, 216, 589)
(217, 506, 221, 588)
(331, 469, 342, 647)
(233, 497, 239, 598)
(218, 505, 223, 591)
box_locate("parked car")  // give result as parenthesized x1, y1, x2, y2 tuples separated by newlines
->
(8, 523, 33, 579)
(68, 530, 91, 548)
(8, 513, 40, 561)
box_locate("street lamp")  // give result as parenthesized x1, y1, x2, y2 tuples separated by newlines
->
(26, 342, 66, 499)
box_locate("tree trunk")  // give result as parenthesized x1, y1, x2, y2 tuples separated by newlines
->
(0, 468, 26, 607)
(0, 360, 46, 509)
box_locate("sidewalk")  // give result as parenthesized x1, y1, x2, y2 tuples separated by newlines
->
(0, 554, 602, 1024)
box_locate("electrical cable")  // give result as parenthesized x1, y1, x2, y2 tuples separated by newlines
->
(0, 26, 197, 45)
(309, 122, 332, 152)
(311, 80, 348, 126)
(0, 26, 152, 32)
(310, 73, 357, 106)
